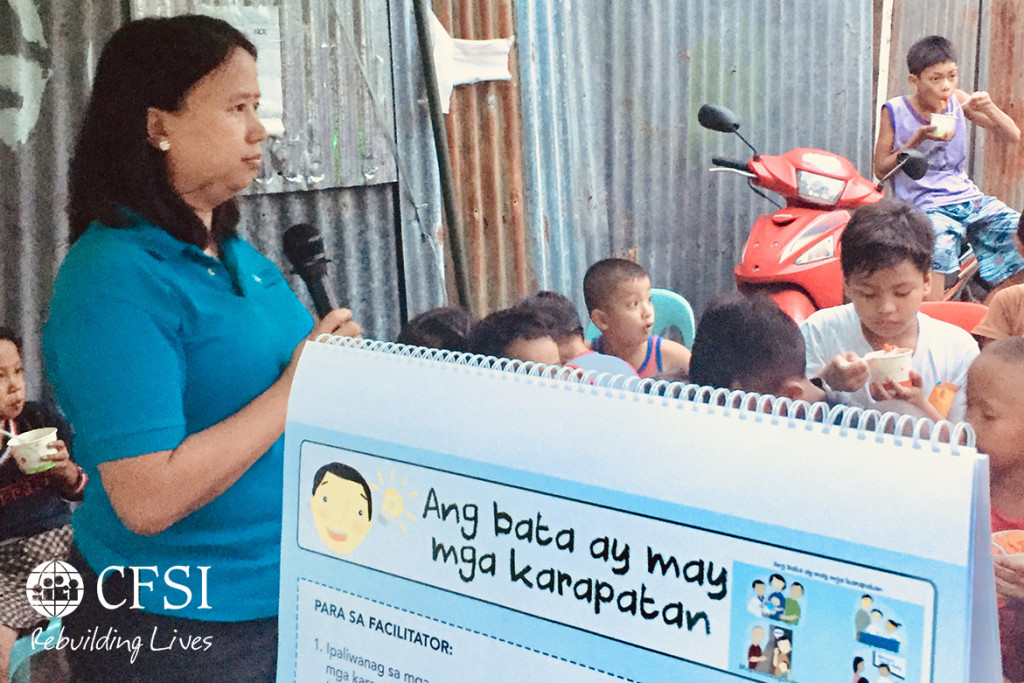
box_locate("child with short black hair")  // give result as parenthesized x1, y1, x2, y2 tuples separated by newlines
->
(583, 258, 690, 378)
(515, 291, 636, 376)
(396, 306, 473, 352)
(689, 295, 825, 402)
(973, 214, 1024, 346)
(965, 338, 1024, 680)
(873, 35, 1024, 300)
(801, 199, 979, 422)
(468, 307, 561, 365)
(0, 327, 85, 679)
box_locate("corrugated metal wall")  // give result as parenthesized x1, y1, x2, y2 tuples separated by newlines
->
(6, 0, 1023, 399)
(977, 0, 1024, 208)
(449, 0, 1024, 323)
(390, 1, 447, 320)
(517, 0, 876, 322)
(0, 1, 124, 395)
(435, 0, 527, 317)
(0, 0, 447, 396)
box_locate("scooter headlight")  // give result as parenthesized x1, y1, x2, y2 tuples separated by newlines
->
(793, 235, 835, 265)
(797, 170, 846, 205)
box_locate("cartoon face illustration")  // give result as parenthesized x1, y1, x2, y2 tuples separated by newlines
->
(310, 463, 373, 553)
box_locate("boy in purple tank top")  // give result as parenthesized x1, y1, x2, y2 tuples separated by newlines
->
(873, 35, 1024, 301)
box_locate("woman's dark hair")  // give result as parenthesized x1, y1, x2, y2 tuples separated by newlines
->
(0, 326, 22, 351)
(68, 15, 257, 247)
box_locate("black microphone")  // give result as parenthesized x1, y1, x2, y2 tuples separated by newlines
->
(282, 223, 335, 318)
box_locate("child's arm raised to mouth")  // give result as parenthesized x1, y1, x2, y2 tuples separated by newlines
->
(958, 89, 1021, 143)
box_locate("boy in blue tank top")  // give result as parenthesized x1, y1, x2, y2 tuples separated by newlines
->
(873, 35, 1024, 301)
(583, 258, 690, 379)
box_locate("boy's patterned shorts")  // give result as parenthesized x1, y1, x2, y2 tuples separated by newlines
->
(925, 195, 1024, 285)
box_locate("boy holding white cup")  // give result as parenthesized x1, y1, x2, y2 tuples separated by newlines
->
(800, 200, 979, 422)
(0, 327, 85, 680)
(873, 34, 1024, 301)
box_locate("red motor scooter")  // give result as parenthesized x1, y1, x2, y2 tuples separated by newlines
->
(697, 104, 980, 323)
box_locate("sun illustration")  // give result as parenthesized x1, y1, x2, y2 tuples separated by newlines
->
(369, 469, 418, 534)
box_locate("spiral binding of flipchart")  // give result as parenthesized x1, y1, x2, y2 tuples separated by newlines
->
(315, 335, 975, 453)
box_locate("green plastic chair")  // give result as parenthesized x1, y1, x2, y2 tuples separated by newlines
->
(585, 287, 696, 348)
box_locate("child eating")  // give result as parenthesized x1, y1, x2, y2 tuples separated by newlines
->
(800, 199, 979, 422)
(965, 337, 1024, 680)
(0, 327, 85, 679)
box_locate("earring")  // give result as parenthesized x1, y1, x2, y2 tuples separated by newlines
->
(157, 139, 171, 151)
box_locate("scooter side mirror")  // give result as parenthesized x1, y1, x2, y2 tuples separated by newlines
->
(897, 149, 929, 180)
(698, 104, 740, 133)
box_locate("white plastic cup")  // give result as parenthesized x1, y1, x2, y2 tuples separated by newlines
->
(863, 347, 913, 386)
(930, 113, 955, 141)
(7, 427, 59, 474)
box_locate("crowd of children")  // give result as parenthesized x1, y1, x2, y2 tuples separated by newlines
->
(396, 195, 1024, 678)
(398, 258, 691, 380)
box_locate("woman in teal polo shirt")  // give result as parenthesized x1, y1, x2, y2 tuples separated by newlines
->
(43, 16, 359, 681)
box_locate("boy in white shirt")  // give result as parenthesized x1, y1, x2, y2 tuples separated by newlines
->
(801, 199, 979, 422)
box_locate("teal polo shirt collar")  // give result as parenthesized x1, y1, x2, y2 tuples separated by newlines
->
(115, 213, 253, 297)
(116, 208, 211, 257)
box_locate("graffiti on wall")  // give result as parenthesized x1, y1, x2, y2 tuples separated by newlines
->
(0, 0, 49, 147)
